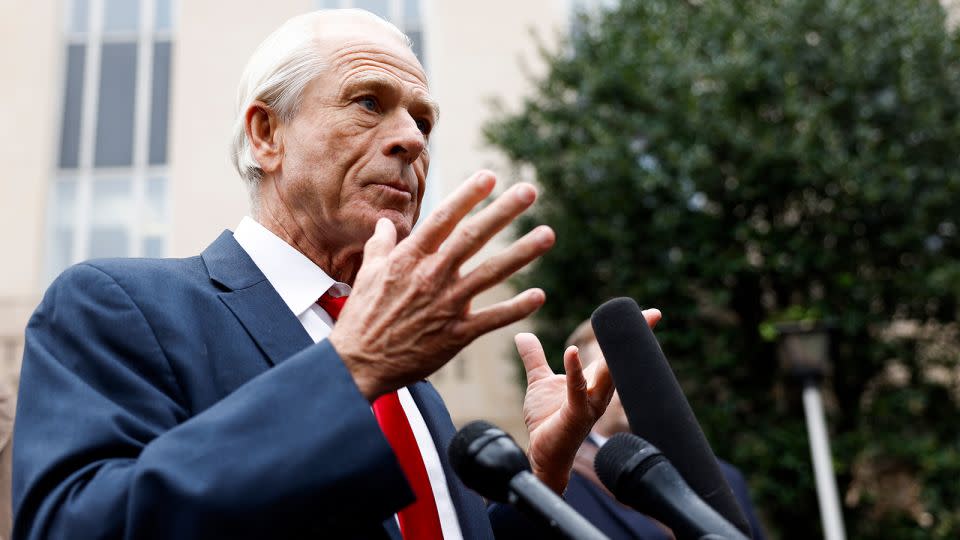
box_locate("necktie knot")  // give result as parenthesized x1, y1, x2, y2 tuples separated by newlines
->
(317, 292, 348, 321)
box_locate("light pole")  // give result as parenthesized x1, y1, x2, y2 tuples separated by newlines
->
(775, 321, 847, 540)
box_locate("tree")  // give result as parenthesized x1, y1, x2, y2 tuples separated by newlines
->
(486, 0, 960, 538)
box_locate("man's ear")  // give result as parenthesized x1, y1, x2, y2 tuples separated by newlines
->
(245, 101, 282, 174)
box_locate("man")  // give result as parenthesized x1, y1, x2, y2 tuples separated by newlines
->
(13, 9, 658, 540)
(562, 320, 767, 540)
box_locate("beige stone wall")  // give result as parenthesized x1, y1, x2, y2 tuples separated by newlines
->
(0, 0, 61, 395)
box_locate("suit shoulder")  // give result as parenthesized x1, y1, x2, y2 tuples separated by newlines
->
(83, 255, 205, 279)
(62, 256, 209, 293)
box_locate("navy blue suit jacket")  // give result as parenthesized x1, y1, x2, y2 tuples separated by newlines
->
(13, 231, 515, 539)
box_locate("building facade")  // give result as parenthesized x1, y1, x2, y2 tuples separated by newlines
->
(0, 0, 593, 441)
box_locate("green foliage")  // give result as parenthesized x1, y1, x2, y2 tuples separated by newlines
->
(486, 0, 960, 537)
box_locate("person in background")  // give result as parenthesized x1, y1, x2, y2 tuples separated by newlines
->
(562, 319, 768, 540)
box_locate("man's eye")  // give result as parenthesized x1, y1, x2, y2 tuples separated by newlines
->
(358, 97, 379, 112)
(415, 118, 431, 135)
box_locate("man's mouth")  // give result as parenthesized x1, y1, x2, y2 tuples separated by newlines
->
(369, 181, 414, 200)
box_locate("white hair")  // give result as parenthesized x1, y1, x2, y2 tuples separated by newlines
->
(230, 9, 411, 209)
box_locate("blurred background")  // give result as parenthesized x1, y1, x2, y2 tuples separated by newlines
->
(2, 0, 960, 538)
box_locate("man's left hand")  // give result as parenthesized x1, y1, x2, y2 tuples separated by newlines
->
(514, 308, 661, 494)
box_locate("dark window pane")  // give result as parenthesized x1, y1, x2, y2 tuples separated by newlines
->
(89, 228, 129, 258)
(104, 0, 140, 34)
(95, 42, 138, 167)
(355, 0, 389, 18)
(59, 44, 86, 168)
(70, 0, 89, 33)
(143, 236, 164, 258)
(155, 0, 173, 31)
(149, 41, 171, 165)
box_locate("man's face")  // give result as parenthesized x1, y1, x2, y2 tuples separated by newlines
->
(273, 29, 436, 246)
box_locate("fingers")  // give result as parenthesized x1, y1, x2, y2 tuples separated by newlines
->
(409, 171, 496, 254)
(456, 225, 555, 299)
(443, 183, 539, 267)
(583, 358, 614, 409)
(564, 346, 587, 409)
(515, 330, 554, 384)
(643, 308, 662, 329)
(463, 289, 546, 343)
(363, 218, 397, 260)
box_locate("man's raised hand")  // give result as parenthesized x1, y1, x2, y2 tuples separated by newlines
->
(328, 171, 555, 401)
(517, 308, 662, 494)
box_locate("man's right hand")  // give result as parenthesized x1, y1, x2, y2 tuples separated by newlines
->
(328, 170, 555, 401)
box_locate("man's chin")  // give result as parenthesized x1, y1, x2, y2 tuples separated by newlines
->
(377, 210, 415, 239)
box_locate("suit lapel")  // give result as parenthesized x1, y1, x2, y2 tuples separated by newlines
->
(408, 382, 494, 540)
(382, 516, 403, 540)
(202, 230, 312, 367)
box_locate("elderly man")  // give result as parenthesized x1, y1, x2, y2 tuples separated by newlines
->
(561, 320, 767, 540)
(13, 9, 657, 540)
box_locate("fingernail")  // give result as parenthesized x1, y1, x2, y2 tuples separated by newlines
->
(476, 172, 496, 189)
(536, 226, 554, 244)
(516, 185, 536, 203)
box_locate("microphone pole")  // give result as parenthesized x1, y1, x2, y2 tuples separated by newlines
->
(800, 376, 847, 540)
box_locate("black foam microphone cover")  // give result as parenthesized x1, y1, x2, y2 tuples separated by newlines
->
(595, 433, 748, 540)
(450, 421, 612, 540)
(591, 297, 751, 537)
(448, 420, 531, 503)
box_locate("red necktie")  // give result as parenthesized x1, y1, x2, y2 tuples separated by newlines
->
(316, 291, 444, 539)
(316, 291, 347, 321)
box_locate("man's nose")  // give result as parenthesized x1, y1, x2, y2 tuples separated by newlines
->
(382, 112, 426, 163)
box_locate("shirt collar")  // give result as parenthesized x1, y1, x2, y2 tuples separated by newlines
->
(233, 216, 351, 317)
(589, 432, 610, 448)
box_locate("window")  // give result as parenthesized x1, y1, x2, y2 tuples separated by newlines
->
(316, 0, 425, 68)
(48, 0, 174, 282)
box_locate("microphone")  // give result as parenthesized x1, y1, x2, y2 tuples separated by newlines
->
(591, 297, 752, 537)
(448, 420, 609, 540)
(595, 432, 748, 540)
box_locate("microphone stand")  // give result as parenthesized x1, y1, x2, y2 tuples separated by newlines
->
(799, 372, 847, 540)
(776, 321, 848, 540)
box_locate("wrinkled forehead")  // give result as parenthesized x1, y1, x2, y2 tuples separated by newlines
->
(306, 11, 426, 80)
(311, 32, 437, 117)
(320, 37, 429, 89)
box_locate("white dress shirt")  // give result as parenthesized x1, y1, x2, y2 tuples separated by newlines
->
(233, 217, 463, 539)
